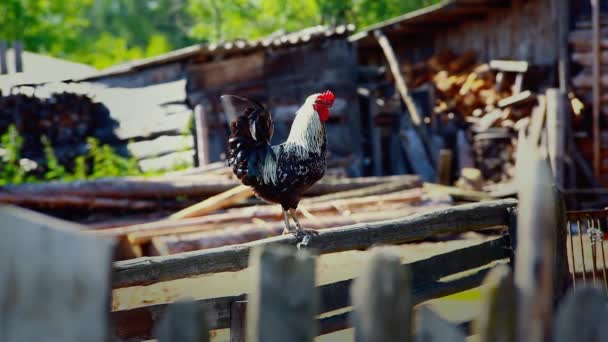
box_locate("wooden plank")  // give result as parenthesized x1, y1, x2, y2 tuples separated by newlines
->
(374, 29, 434, 174)
(301, 180, 418, 205)
(3, 174, 420, 200)
(189, 53, 264, 89)
(514, 144, 557, 342)
(0, 206, 114, 342)
(13, 41, 22, 73)
(111, 199, 516, 288)
(546, 89, 566, 187)
(247, 245, 317, 342)
(108, 188, 425, 244)
(229, 301, 247, 342)
(128, 135, 194, 160)
(456, 130, 474, 170)
(592, 0, 602, 179)
(489, 60, 528, 73)
(170, 185, 253, 220)
(416, 306, 465, 342)
(473, 264, 516, 342)
(401, 129, 436, 182)
(194, 104, 210, 166)
(369, 92, 383, 176)
(111, 237, 509, 340)
(423, 182, 491, 201)
(527, 94, 547, 147)
(553, 286, 608, 342)
(437, 149, 453, 185)
(111, 295, 243, 340)
(497, 90, 535, 108)
(154, 299, 210, 342)
(0, 41, 7, 75)
(351, 247, 412, 342)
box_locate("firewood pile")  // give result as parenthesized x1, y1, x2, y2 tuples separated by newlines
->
(0, 91, 120, 165)
(402, 49, 553, 188)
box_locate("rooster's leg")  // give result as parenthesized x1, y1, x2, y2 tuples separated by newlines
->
(282, 210, 294, 235)
(289, 209, 319, 237)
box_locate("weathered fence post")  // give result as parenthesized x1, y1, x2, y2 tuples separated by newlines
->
(474, 264, 517, 342)
(230, 300, 247, 342)
(0, 206, 114, 342)
(194, 104, 210, 167)
(514, 143, 557, 342)
(437, 149, 453, 185)
(247, 245, 317, 342)
(0, 41, 7, 75)
(415, 306, 465, 342)
(13, 41, 22, 73)
(351, 247, 412, 342)
(154, 298, 210, 342)
(553, 286, 608, 342)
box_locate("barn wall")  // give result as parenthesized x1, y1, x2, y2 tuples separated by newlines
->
(186, 38, 362, 174)
(90, 62, 186, 88)
(435, 0, 556, 65)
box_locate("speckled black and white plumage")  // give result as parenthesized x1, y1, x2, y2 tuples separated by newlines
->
(227, 93, 328, 210)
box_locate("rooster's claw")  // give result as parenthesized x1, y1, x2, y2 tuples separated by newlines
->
(293, 229, 318, 249)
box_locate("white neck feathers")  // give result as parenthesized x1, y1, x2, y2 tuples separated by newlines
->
(286, 94, 325, 154)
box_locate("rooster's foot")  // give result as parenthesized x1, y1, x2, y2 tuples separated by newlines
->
(293, 229, 319, 249)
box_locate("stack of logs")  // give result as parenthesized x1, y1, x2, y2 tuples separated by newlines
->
(0, 159, 422, 217)
(403, 49, 551, 188)
(0, 91, 121, 165)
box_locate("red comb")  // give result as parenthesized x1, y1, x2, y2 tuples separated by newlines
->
(318, 90, 335, 104)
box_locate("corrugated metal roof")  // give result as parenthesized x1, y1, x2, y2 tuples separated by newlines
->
(349, 0, 509, 42)
(80, 24, 355, 82)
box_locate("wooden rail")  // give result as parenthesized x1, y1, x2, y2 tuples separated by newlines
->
(112, 199, 517, 288)
(111, 236, 510, 340)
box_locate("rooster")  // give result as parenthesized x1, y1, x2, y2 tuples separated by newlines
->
(224, 91, 335, 246)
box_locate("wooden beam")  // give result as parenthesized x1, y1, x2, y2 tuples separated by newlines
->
(111, 199, 517, 288)
(489, 60, 528, 73)
(374, 29, 433, 164)
(437, 149, 453, 185)
(0, 41, 7, 75)
(169, 185, 253, 220)
(546, 89, 567, 187)
(2, 174, 421, 199)
(111, 237, 509, 340)
(592, 0, 602, 178)
(13, 41, 22, 73)
(194, 104, 210, 167)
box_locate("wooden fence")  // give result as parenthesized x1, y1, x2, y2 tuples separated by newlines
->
(3, 147, 606, 341)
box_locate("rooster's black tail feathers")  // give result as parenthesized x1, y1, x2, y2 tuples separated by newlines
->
(225, 96, 274, 186)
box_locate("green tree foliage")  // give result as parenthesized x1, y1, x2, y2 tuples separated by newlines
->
(1, 0, 438, 69)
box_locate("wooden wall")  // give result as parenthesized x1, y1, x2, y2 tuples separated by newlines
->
(187, 39, 363, 175)
(435, 0, 557, 65)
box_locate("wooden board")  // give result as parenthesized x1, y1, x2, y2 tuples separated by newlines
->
(189, 52, 264, 89)
(111, 199, 517, 288)
(0, 206, 115, 342)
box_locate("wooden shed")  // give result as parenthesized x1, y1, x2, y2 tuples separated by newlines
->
(347, 0, 573, 189)
(62, 25, 362, 175)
